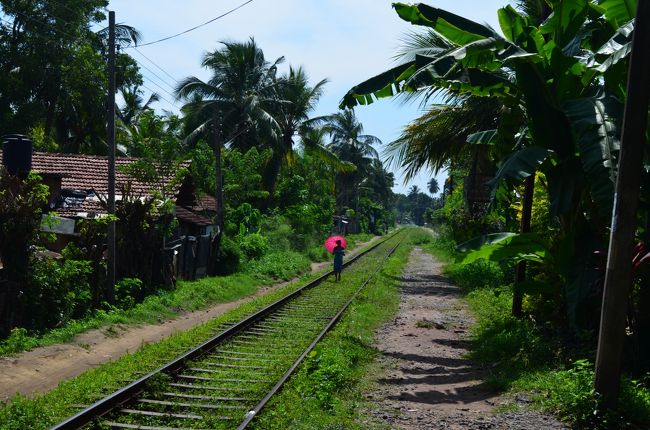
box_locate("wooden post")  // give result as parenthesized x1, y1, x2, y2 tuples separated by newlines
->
(595, 0, 650, 406)
(106, 10, 116, 303)
(512, 174, 534, 318)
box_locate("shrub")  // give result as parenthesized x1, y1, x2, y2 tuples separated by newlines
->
(260, 214, 293, 252)
(27, 255, 93, 330)
(307, 245, 329, 262)
(115, 278, 143, 310)
(245, 251, 310, 280)
(237, 233, 269, 260)
(446, 259, 506, 291)
(214, 236, 242, 275)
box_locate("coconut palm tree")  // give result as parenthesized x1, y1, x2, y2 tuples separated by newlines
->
(324, 109, 381, 211)
(262, 66, 328, 199)
(175, 38, 283, 149)
(427, 177, 439, 196)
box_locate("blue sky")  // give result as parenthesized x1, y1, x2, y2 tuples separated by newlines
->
(107, 0, 509, 195)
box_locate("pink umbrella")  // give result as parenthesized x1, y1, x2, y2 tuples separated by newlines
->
(325, 235, 347, 254)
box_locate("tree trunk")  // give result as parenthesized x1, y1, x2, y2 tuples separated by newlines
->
(513, 174, 535, 318)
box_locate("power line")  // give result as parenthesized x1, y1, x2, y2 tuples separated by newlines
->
(132, 47, 178, 82)
(130, 56, 177, 92)
(140, 83, 176, 108)
(136, 72, 177, 105)
(130, 0, 253, 48)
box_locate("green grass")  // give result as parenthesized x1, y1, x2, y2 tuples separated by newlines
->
(252, 230, 415, 429)
(0, 250, 313, 356)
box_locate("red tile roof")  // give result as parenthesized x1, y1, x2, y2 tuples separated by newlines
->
(175, 206, 213, 227)
(1, 151, 191, 218)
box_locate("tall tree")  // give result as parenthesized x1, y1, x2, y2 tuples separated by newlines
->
(263, 65, 327, 199)
(324, 109, 381, 212)
(0, 1, 141, 153)
(427, 177, 439, 196)
(175, 38, 282, 150)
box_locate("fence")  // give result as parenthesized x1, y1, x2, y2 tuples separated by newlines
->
(164, 234, 212, 281)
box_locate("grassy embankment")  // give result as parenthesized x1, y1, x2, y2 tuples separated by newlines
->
(419, 228, 650, 430)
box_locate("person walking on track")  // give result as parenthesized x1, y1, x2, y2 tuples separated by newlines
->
(333, 239, 345, 281)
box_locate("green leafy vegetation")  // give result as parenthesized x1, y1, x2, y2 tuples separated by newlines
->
(424, 231, 650, 429)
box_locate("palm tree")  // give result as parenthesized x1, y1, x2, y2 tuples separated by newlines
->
(175, 38, 282, 274)
(175, 38, 283, 149)
(324, 109, 381, 211)
(427, 178, 439, 196)
(263, 66, 328, 199)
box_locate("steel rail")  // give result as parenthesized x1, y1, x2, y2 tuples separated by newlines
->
(236, 237, 403, 429)
(50, 230, 401, 430)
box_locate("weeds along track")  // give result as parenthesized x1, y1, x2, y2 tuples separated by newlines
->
(51, 231, 403, 430)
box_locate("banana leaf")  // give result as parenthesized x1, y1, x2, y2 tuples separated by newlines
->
(600, 0, 637, 28)
(393, 3, 497, 44)
(458, 232, 549, 265)
(564, 92, 622, 218)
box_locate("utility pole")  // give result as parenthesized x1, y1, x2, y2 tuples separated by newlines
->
(208, 112, 223, 276)
(106, 11, 116, 303)
(214, 113, 224, 236)
(595, 0, 650, 406)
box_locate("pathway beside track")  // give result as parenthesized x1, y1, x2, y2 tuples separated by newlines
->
(0, 237, 381, 403)
(365, 247, 567, 430)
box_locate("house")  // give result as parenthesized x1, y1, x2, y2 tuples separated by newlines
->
(0, 150, 216, 248)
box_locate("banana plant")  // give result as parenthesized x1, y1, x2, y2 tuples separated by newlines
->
(341, 1, 636, 323)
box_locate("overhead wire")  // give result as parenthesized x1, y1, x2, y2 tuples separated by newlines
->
(129, 0, 253, 48)
(132, 47, 178, 82)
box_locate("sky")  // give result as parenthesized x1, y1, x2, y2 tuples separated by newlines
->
(107, 0, 509, 195)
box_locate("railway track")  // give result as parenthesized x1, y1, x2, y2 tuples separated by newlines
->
(51, 231, 403, 430)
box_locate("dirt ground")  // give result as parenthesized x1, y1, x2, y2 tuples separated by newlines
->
(365, 247, 568, 430)
(0, 237, 380, 403)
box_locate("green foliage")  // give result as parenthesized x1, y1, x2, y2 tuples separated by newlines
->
(0, 170, 50, 336)
(298, 344, 361, 410)
(245, 251, 310, 281)
(260, 214, 293, 252)
(213, 236, 242, 276)
(446, 260, 507, 291)
(236, 232, 269, 260)
(27, 255, 93, 329)
(0, 328, 39, 356)
(409, 229, 433, 245)
(0, 1, 141, 152)
(457, 232, 549, 265)
(115, 278, 143, 310)
(519, 361, 650, 429)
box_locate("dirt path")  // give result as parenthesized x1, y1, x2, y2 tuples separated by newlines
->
(0, 237, 380, 403)
(365, 247, 567, 429)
